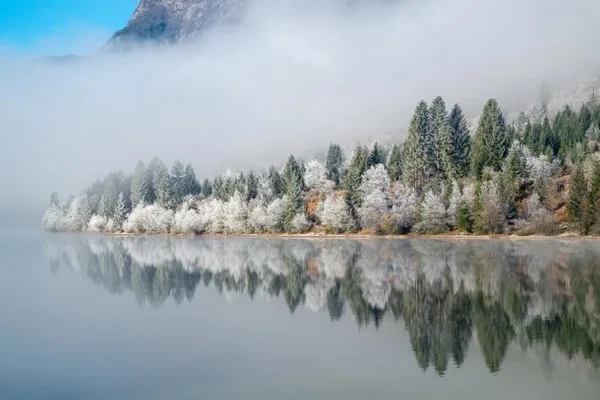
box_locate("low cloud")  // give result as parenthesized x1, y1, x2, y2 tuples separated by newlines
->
(1, 0, 600, 217)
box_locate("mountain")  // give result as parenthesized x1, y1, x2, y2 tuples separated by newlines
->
(105, 0, 246, 50)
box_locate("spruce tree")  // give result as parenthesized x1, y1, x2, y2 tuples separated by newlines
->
(170, 161, 185, 206)
(155, 162, 174, 208)
(503, 141, 527, 181)
(245, 170, 258, 201)
(367, 142, 384, 167)
(471, 99, 508, 179)
(325, 143, 345, 185)
(343, 168, 361, 230)
(268, 165, 284, 197)
(403, 100, 432, 192)
(282, 155, 304, 193)
(283, 172, 303, 233)
(183, 164, 201, 196)
(387, 144, 403, 181)
(584, 163, 600, 233)
(430, 96, 450, 177)
(567, 165, 587, 230)
(202, 178, 213, 198)
(447, 104, 471, 179)
(113, 192, 127, 231)
(130, 161, 149, 208)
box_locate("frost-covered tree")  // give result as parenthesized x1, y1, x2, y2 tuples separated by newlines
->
(183, 164, 201, 197)
(42, 201, 63, 232)
(152, 160, 173, 209)
(389, 182, 418, 232)
(282, 155, 304, 193)
(170, 161, 186, 207)
(360, 164, 390, 197)
(325, 143, 345, 185)
(367, 142, 385, 167)
(474, 180, 505, 234)
(244, 170, 258, 202)
(122, 204, 173, 234)
(202, 178, 213, 198)
(446, 181, 461, 229)
(291, 211, 311, 233)
(447, 104, 471, 178)
(403, 100, 433, 192)
(304, 160, 334, 194)
(223, 191, 248, 233)
(59, 196, 90, 232)
(430, 96, 450, 177)
(171, 201, 204, 234)
(320, 193, 353, 233)
(112, 192, 127, 231)
(358, 189, 388, 230)
(198, 198, 225, 233)
(88, 214, 107, 233)
(415, 190, 446, 234)
(248, 201, 268, 233)
(283, 173, 303, 233)
(471, 99, 508, 178)
(265, 197, 285, 232)
(130, 161, 149, 208)
(503, 140, 527, 181)
(256, 169, 275, 204)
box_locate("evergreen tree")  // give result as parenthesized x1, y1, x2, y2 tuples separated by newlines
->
(567, 165, 587, 230)
(282, 155, 304, 193)
(245, 170, 258, 201)
(503, 141, 527, 181)
(202, 178, 213, 198)
(283, 172, 303, 233)
(387, 144, 403, 181)
(325, 143, 345, 185)
(471, 99, 508, 178)
(113, 192, 127, 231)
(447, 104, 471, 178)
(367, 142, 384, 167)
(584, 163, 600, 233)
(344, 167, 362, 229)
(154, 161, 174, 208)
(403, 100, 433, 192)
(430, 96, 450, 177)
(183, 164, 201, 196)
(268, 165, 284, 197)
(49, 192, 60, 208)
(170, 161, 185, 206)
(130, 161, 149, 208)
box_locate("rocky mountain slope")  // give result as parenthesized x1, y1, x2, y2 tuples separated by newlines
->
(105, 0, 246, 49)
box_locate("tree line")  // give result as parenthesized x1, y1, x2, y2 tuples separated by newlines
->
(43, 93, 600, 236)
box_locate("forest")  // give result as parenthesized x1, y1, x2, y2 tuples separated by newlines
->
(43, 90, 600, 236)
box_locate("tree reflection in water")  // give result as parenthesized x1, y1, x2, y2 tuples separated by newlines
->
(44, 236, 600, 375)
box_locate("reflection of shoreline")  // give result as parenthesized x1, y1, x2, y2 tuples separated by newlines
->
(44, 235, 600, 376)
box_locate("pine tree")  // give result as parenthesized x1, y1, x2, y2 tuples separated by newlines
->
(471, 99, 508, 178)
(567, 165, 587, 230)
(325, 143, 345, 185)
(367, 142, 384, 167)
(202, 178, 213, 198)
(130, 161, 149, 208)
(113, 192, 127, 231)
(387, 144, 403, 181)
(403, 100, 432, 192)
(430, 96, 450, 177)
(183, 164, 201, 196)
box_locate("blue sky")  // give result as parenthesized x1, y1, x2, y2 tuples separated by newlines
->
(0, 0, 138, 55)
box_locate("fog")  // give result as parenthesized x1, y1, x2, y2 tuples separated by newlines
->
(1, 0, 600, 220)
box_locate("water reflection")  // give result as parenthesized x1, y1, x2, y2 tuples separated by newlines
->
(44, 236, 600, 376)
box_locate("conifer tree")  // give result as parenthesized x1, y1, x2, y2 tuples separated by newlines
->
(283, 172, 303, 233)
(471, 99, 508, 178)
(367, 142, 384, 167)
(387, 144, 403, 181)
(130, 161, 149, 208)
(155, 162, 174, 208)
(282, 155, 304, 193)
(567, 165, 587, 230)
(325, 143, 345, 185)
(503, 141, 527, 181)
(403, 100, 432, 192)
(183, 164, 201, 196)
(113, 192, 127, 231)
(202, 178, 213, 198)
(343, 168, 362, 229)
(447, 104, 471, 179)
(170, 161, 185, 206)
(430, 96, 450, 177)
(245, 170, 258, 201)
(584, 163, 600, 233)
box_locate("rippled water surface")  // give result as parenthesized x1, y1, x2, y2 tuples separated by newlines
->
(1, 232, 599, 399)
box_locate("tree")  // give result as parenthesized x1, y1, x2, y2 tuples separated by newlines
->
(447, 104, 471, 178)
(415, 190, 447, 233)
(154, 161, 174, 209)
(503, 140, 527, 181)
(183, 164, 201, 196)
(113, 192, 127, 231)
(325, 143, 345, 185)
(403, 100, 433, 192)
(586, 163, 600, 232)
(244, 170, 258, 201)
(304, 160, 334, 194)
(474, 180, 505, 234)
(202, 178, 213, 198)
(567, 165, 587, 230)
(170, 161, 186, 207)
(389, 182, 418, 232)
(446, 180, 461, 229)
(320, 193, 353, 233)
(283, 173, 303, 233)
(282, 155, 304, 193)
(130, 161, 149, 208)
(387, 144, 403, 182)
(367, 142, 385, 167)
(430, 96, 450, 177)
(471, 99, 508, 178)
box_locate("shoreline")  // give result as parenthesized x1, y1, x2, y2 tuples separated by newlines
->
(50, 231, 599, 240)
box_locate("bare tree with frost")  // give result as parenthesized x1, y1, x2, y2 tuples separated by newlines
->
(320, 193, 353, 233)
(303, 160, 334, 194)
(389, 182, 418, 232)
(415, 190, 447, 233)
(223, 191, 248, 233)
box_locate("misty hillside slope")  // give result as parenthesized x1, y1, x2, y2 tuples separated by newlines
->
(106, 0, 246, 49)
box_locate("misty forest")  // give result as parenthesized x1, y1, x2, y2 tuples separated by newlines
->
(42, 86, 600, 237)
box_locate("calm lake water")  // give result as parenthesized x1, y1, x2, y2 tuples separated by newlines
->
(1, 232, 599, 399)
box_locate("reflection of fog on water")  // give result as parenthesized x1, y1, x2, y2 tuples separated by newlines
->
(44, 235, 600, 376)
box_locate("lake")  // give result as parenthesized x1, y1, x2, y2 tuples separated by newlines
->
(1, 232, 599, 399)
